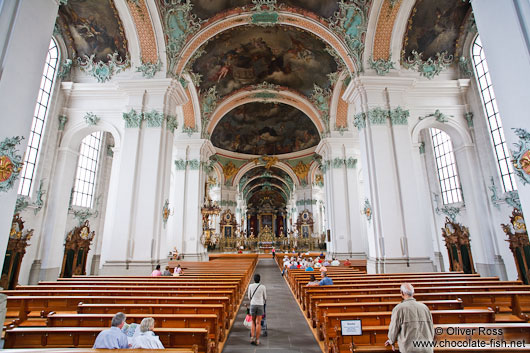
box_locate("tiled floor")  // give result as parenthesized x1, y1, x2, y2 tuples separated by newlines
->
(222, 259, 322, 353)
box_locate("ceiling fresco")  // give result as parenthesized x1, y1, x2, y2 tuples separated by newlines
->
(239, 166, 294, 189)
(403, 0, 471, 59)
(248, 189, 286, 208)
(210, 102, 320, 155)
(191, 25, 338, 98)
(189, 0, 339, 20)
(57, 0, 128, 62)
(243, 177, 289, 198)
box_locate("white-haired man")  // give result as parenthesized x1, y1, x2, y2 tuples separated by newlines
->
(385, 283, 434, 352)
(93, 312, 129, 349)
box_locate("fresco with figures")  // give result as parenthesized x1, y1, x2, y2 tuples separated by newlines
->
(57, 0, 128, 61)
(403, 0, 471, 59)
(189, 0, 339, 20)
(211, 102, 320, 155)
(192, 25, 337, 97)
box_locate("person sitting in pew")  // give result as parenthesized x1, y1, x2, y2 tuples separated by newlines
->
(385, 283, 434, 352)
(162, 266, 171, 276)
(173, 264, 183, 276)
(307, 274, 320, 286)
(151, 264, 162, 277)
(343, 258, 351, 266)
(330, 258, 340, 266)
(93, 312, 129, 349)
(132, 317, 164, 349)
(319, 272, 333, 286)
(305, 263, 314, 271)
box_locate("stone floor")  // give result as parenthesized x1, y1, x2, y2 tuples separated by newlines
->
(222, 258, 322, 353)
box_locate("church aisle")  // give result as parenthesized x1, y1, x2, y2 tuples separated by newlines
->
(222, 258, 322, 353)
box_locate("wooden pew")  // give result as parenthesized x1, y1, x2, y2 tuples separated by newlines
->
(329, 323, 530, 353)
(4, 327, 213, 353)
(46, 313, 222, 351)
(2, 350, 197, 353)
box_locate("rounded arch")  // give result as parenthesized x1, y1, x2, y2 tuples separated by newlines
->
(61, 119, 122, 152)
(175, 11, 358, 77)
(308, 160, 322, 186)
(207, 88, 324, 135)
(411, 116, 473, 149)
(245, 183, 288, 200)
(233, 161, 299, 189)
(113, 0, 142, 68)
(241, 175, 293, 194)
(389, 0, 416, 70)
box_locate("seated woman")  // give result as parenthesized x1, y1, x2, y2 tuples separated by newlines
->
(162, 266, 171, 276)
(307, 274, 319, 286)
(173, 264, 183, 277)
(132, 317, 164, 349)
(151, 265, 161, 277)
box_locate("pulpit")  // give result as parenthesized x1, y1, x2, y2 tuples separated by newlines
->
(502, 208, 530, 284)
(441, 217, 475, 274)
(60, 220, 95, 278)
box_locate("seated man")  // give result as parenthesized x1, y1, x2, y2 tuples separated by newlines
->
(330, 258, 340, 266)
(323, 259, 331, 267)
(305, 264, 314, 271)
(343, 258, 351, 266)
(93, 312, 129, 349)
(289, 261, 298, 270)
(385, 283, 434, 352)
(319, 272, 333, 286)
(162, 266, 171, 276)
(307, 274, 319, 286)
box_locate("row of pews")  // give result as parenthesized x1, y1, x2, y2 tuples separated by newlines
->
(1, 256, 258, 353)
(278, 255, 530, 353)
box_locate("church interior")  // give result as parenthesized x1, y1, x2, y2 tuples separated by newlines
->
(0, 0, 530, 351)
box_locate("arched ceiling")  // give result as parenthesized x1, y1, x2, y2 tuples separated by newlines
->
(191, 25, 338, 98)
(239, 166, 294, 205)
(243, 177, 290, 199)
(210, 102, 320, 155)
(56, 0, 128, 62)
(403, 0, 472, 60)
(189, 0, 339, 20)
(247, 189, 286, 209)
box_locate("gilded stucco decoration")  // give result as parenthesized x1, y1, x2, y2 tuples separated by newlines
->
(0, 136, 24, 193)
(223, 161, 238, 181)
(293, 161, 310, 181)
(511, 128, 530, 185)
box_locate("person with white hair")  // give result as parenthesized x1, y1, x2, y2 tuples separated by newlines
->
(385, 283, 434, 352)
(132, 317, 164, 349)
(92, 312, 129, 349)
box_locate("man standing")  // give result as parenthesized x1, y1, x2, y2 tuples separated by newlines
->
(93, 312, 129, 349)
(385, 283, 434, 352)
(248, 274, 267, 346)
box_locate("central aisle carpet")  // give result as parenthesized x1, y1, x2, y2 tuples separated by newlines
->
(222, 258, 322, 353)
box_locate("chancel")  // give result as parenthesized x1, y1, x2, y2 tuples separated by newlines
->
(0, 0, 530, 351)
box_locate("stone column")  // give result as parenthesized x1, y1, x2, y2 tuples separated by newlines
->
(343, 78, 435, 273)
(316, 138, 365, 259)
(471, 1, 530, 220)
(99, 80, 186, 274)
(0, 0, 58, 271)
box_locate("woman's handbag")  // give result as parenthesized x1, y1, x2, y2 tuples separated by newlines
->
(243, 313, 252, 329)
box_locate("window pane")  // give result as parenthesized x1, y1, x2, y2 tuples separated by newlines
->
(17, 38, 59, 196)
(472, 35, 516, 192)
(430, 128, 463, 205)
(71, 131, 103, 208)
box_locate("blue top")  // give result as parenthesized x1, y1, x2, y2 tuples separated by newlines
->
(305, 267, 314, 271)
(93, 327, 129, 349)
(319, 277, 333, 286)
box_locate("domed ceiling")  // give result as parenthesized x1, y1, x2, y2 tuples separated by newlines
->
(210, 102, 320, 155)
(189, 0, 339, 20)
(191, 25, 338, 98)
(403, 0, 471, 59)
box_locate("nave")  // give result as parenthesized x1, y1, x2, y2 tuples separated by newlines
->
(1, 254, 530, 352)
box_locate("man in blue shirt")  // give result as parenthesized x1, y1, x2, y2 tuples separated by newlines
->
(93, 312, 129, 349)
(319, 272, 333, 285)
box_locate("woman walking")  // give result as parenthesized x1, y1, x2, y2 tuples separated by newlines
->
(248, 273, 267, 345)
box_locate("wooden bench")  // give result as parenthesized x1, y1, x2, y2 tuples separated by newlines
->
(2, 350, 197, 353)
(46, 313, 222, 351)
(4, 327, 213, 352)
(329, 323, 530, 353)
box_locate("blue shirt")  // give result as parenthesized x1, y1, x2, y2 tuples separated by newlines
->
(93, 326, 129, 349)
(305, 267, 314, 271)
(319, 277, 333, 286)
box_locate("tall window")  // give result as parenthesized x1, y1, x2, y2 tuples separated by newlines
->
(71, 132, 103, 208)
(18, 38, 59, 196)
(472, 35, 517, 192)
(430, 128, 463, 205)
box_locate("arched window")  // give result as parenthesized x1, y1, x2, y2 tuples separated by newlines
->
(71, 132, 103, 208)
(17, 38, 59, 196)
(430, 128, 463, 205)
(472, 35, 516, 192)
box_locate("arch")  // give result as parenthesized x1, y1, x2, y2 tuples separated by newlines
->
(241, 175, 293, 194)
(365, 0, 404, 65)
(61, 119, 122, 153)
(328, 71, 349, 130)
(124, 0, 160, 65)
(233, 161, 299, 188)
(207, 88, 325, 135)
(175, 11, 357, 77)
(308, 160, 322, 186)
(113, 0, 141, 68)
(389, 0, 416, 69)
(410, 115, 473, 149)
(244, 183, 289, 201)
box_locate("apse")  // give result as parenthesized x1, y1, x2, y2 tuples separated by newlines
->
(210, 102, 320, 155)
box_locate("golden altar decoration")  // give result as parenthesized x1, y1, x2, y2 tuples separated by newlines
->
(502, 208, 530, 284)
